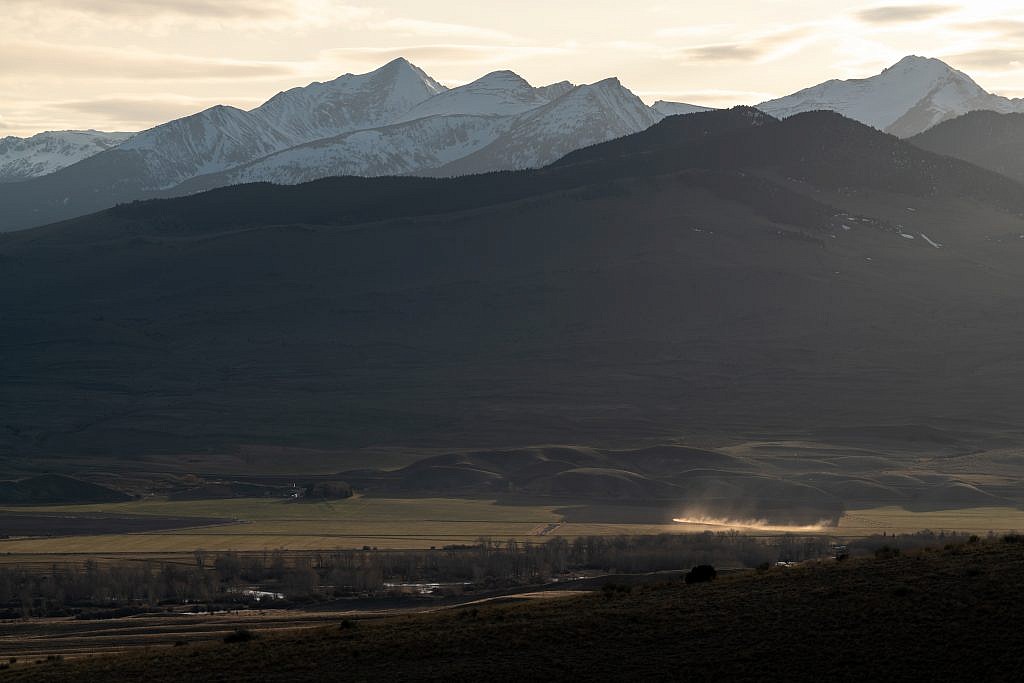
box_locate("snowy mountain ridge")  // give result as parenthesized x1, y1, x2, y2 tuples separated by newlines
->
(175, 73, 662, 189)
(0, 130, 134, 182)
(118, 57, 449, 189)
(10, 54, 1024, 191)
(103, 58, 652, 191)
(0, 58, 675, 233)
(431, 77, 662, 177)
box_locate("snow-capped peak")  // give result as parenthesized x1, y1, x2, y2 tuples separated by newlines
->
(254, 57, 447, 142)
(757, 55, 1024, 137)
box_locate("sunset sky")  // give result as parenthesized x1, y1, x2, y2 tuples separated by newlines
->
(4, 0, 1024, 137)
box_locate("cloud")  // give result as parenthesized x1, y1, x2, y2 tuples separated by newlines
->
(959, 19, 1024, 39)
(636, 88, 776, 107)
(681, 44, 762, 61)
(856, 4, 956, 24)
(1, 93, 271, 137)
(50, 95, 261, 126)
(0, 40, 297, 81)
(323, 44, 574, 68)
(5, 0, 374, 32)
(42, 0, 287, 19)
(654, 24, 734, 39)
(371, 18, 518, 43)
(945, 48, 1024, 68)
(676, 27, 816, 63)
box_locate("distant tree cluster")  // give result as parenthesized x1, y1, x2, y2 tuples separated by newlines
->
(302, 481, 353, 500)
(0, 531, 976, 618)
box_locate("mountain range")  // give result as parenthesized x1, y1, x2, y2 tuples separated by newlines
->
(0, 59, 659, 232)
(1, 55, 1023, 233)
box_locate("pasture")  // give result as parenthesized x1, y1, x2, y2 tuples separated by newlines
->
(2, 495, 1024, 556)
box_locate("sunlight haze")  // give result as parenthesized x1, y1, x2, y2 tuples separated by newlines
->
(3, 0, 1024, 136)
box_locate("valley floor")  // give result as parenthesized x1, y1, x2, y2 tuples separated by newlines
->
(3, 497, 1024, 554)
(7, 539, 1024, 681)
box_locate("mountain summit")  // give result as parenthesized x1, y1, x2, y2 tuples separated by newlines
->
(758, 55, 1024, 137)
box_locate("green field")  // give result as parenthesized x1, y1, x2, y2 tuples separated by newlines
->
(3, 496, 1024, 555)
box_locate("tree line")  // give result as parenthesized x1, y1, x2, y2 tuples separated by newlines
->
(0, 530, 971, 618)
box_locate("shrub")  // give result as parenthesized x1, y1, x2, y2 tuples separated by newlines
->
(874, 546, 901, 559)
(1002, 534, 1023, 544)
(303, 481, 353, 500)
(602, 582, 632, 598)
(224, 628, 256, 644)
(685, 565, 717, 584)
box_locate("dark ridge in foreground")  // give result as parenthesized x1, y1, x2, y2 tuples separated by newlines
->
(5, 106, 1024, 461)
(13, 540, 1024, 681)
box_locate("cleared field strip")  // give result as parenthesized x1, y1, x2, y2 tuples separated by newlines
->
(0, 497, 565, 551)
(3, 497, 1023, 553)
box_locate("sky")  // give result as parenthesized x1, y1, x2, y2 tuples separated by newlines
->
(3, 0, 1024, 137)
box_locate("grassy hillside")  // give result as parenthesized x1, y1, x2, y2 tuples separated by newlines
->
(11, 538, 1024, 681)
